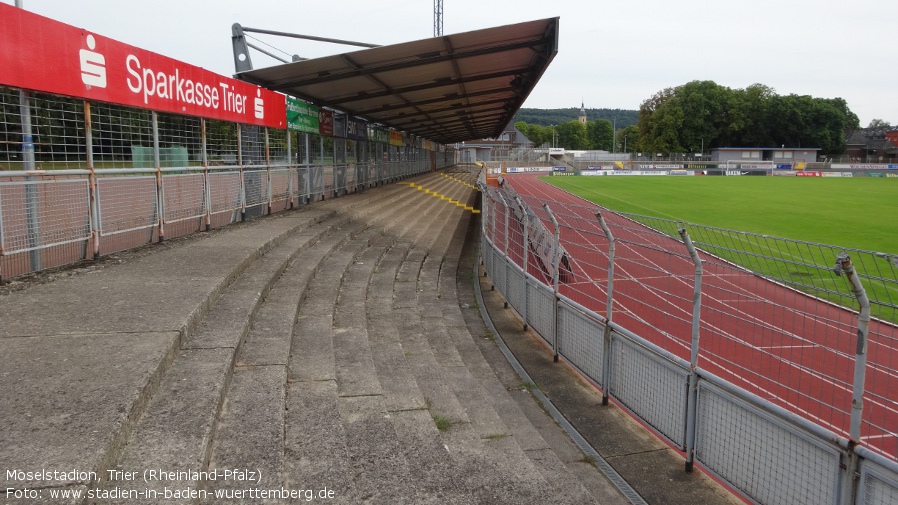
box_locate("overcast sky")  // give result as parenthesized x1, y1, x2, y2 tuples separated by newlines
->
(8, 0, 897, 126)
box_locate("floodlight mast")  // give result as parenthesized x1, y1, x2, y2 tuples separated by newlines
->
(434, 0, 444, 37)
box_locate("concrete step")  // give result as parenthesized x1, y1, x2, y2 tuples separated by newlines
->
(282, 176, 453, 502)
(399, 175, 609, 504)
(96, 185, 409, 501)
(0, 206, 339, 500)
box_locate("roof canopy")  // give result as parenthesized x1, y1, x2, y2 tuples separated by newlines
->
(236, 18, 559, 145)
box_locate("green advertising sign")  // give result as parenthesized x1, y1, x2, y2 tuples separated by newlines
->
(286, 97, 319, 134)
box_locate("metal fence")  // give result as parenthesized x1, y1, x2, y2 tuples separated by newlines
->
(0, 86, 454, 280)
(480, 181, 898, 505)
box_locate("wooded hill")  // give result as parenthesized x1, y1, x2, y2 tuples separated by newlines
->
(513, 108, 638, 128)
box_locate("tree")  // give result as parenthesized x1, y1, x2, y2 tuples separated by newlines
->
(514, 121, 548, 147)
(617, 125, 640, 154)
(637, 81, 859, 156)
(587, 119, 613, 151)
(556, 121, 588, 150)
(868, 119, 892, 129)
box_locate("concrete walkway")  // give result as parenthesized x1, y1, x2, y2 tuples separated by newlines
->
(0, 168, 739, 505)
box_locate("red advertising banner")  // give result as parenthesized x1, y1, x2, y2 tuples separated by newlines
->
(318, 109, 334, 136)
(0, 4, 285, 128)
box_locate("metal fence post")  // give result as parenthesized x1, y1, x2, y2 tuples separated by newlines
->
(596, 211, 615, 405)
(19, 88, 42, 272)
(544, 203, 561, 363)
(679, 226, 703, 472)
(237, 124, 246, 221)
(83, 100, 101, 260)
(497, 190, 512, 308)
(834, 252, 870, 505)
(201, 119, 211, 231)
(265, 127, 272, 215)
(304, 133, 311, 204)
(516, 196, 529, 331)
(151, 111, 165, 242)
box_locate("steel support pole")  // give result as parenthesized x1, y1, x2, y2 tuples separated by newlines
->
(679, 226, 703, 472)
(596, 211, 615, 405)
(19, 86, 41, 271)
(516, 196, 529, 331)
(544, 203, 561, 363)
(834, 252, 870, 505)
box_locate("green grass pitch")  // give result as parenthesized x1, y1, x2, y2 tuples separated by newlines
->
(543, 175, 898, 254)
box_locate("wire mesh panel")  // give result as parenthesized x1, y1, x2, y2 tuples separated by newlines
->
(506, 264, 526, 312)
(695, 381, 842, 505)
(558, 300, 606, 388)
(860, 459, 898, 505)
(205, 119, 238, 166)
(322, 165, 334, 197)
(91, 102, 154, 169)
(492, 252, 507, 301)
(208, 170, 242, 213)
(483, 238, 495, 282)
(95, 176, 158, 236)
(291, 167, 303, 204)
(268, 128, 290, 166)
(242, 169, 267, 211)
(610, 333, 689, 447)
(309, 165, 324, 200)
(207, 169, 242, 228)
(0, 178, 91, 253)
(155, 113, 203, 167)
(161, 173, 205, 224)
(0, 90, 88, 170)
(269, 168, 291, 209)
(526, 276, 555, 344)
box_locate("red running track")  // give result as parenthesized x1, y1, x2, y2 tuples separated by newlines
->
(496, 174, 898, 460)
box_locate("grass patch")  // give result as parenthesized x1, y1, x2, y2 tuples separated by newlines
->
(543, 176, 898, 252)
(519, 380, 536, 391)
(578, 454, 597, 468)
(424, 397, 454, 431)
(432, 414, 453, 431)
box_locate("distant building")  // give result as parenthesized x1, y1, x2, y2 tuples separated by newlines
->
(844, 128, 898, 163)
(710, 147, 821, 167)
(578, 101, 587, 124)
(457, 122, 534, 162)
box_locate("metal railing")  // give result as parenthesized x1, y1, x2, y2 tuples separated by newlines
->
(480, 182, 898, 505)
(0, 86, 454, 280)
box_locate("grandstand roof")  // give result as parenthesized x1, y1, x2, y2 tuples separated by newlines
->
(236, 18, 559, 146)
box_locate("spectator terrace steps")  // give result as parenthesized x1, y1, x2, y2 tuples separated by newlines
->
(0, 168, 628, 505)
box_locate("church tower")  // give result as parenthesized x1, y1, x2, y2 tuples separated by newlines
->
(578, 101, 587, 124)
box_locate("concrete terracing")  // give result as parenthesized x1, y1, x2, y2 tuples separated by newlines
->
(0, 168, 741, 504)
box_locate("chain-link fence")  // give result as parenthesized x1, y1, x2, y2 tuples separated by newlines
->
(481, 179, 898, 505)
(0, 86, 456, 280)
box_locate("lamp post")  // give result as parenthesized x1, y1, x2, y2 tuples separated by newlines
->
(612, 116, 616, 153)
